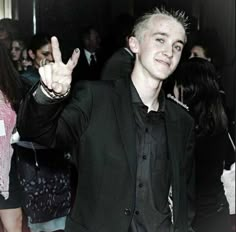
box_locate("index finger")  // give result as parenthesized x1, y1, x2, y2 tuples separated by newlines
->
(51, 36, 62, 63)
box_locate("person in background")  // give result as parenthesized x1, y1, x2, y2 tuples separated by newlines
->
(173, 57, 235, 232)
(187, 31, 224, 90)
(21, 33, 53, 84)
(21, 48, 33, 71)
(15, 33, 72, 232)
(72, 25, 105, 83)
(0, 18, 19, 50)
(101, 13, 135, 80)
(188, 35, 235, 146)
(189, 43, 211, 61)
(10, 38, 27, 73)
(0, 42, 25, 232)
(17, 7, 195, 232)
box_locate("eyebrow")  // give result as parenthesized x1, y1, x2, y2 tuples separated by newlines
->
(152, 32, 185, 45)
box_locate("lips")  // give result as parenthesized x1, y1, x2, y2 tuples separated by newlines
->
(155, 59, 170, 67)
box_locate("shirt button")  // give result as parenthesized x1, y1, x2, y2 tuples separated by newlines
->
(138, 183, 143, 188)
(124, 208, 131, 216)
(135, 210, 139, 215)
(142, 155, 147, 160)
(145, 128, 148, 133)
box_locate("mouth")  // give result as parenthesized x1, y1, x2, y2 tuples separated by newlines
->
(155, 59, 170, 67)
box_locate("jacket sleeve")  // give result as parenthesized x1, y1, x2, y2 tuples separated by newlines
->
(17, 81, 92, 152)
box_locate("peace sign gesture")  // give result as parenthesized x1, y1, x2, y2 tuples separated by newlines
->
(39, 36, 80, 97)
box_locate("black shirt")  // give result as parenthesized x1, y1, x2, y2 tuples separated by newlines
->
(129, 81, 172, 232)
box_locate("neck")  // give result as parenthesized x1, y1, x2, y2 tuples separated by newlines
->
(131, 72, 162, 112)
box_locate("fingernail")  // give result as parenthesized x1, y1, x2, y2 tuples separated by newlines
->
(74, 48, 80, 53)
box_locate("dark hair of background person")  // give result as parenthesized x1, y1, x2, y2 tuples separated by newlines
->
(0, 18, 19, 40)
(28, 32, 51, 53)
(0, 42, 23, 107)
(175, 57, 228, 138)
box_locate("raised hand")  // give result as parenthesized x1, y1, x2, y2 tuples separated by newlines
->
(39, 36, 80, 96)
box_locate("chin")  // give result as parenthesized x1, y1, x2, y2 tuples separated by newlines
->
(156, 72, 171, 81)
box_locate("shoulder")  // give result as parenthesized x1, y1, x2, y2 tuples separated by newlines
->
(165, 94, 194, 125)
(20, 68, 40, 84)
(166, 94, 189, 111)
(107, 48, 132, 61)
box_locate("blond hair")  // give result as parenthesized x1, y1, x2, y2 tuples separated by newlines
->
(133, 7, 189, 41)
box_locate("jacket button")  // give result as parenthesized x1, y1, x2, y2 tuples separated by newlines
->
(124, 208, 131, 216)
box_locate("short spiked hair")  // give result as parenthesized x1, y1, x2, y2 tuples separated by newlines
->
(132, 7, 189, 41)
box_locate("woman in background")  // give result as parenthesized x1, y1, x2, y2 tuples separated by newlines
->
(0, 42, 24, 232)
(174, 57, 235, 232)
(0, 18, 19, 50)
(16, 32, 72, 232)
(10, 38, 27, 72)
(20, 33, 53, 84)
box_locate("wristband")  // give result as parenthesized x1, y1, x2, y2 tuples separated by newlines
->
(40, 80, 70, 99)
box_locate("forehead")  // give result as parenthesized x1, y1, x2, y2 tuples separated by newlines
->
(146, 15, 186, 42)
(38, 43, 52, 52)
(90, 29, 99, 38)
(12, 41, 20, 46)
(191, 46, 205, 53)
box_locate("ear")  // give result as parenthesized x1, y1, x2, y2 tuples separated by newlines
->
(128, 36, 140, 54)
(28, 49, 35, 60)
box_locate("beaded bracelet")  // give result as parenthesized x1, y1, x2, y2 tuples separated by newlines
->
(40, 80, 70, 99)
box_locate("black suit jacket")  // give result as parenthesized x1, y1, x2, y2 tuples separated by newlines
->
(72, 49, 105, 84)
(101, 47, 134, 80)
(17, 78, 195, 232)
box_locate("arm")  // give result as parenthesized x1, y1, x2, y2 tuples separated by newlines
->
(17, 36, 86, 151)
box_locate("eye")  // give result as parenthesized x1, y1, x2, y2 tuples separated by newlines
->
(42, 52, 50, 56)
(174, 45, 183, 52)
(156, 38, 164, 43)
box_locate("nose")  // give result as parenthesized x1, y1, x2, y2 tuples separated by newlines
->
(47, 54, 53, 62)
(162, 44, 173, 58)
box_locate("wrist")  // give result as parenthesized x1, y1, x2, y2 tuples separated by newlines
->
(40, 80, 70, 99)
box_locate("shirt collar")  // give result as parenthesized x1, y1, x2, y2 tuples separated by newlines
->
(130, 80, 166, 113)
(84, 49, 96, 63)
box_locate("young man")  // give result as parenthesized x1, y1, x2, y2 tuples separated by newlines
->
(17, 8, 195, 232)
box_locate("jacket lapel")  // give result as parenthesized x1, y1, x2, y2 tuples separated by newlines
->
(112, 79, 137, 182)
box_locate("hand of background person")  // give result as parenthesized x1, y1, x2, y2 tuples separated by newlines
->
(39, 36, 80, 96)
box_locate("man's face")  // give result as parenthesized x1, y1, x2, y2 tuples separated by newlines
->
(130, 15, 186, 81)
(85, 29, 100, 52)
(34, 43, 53, 68)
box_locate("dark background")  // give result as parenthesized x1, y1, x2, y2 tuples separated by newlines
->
(11, 0, 236, 132)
